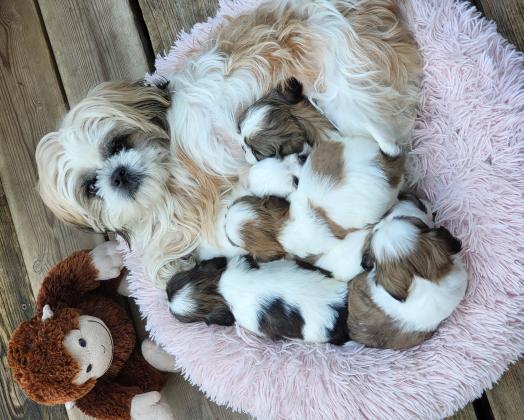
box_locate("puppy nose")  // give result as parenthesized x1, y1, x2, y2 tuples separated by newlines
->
(111, 166, 129, 188)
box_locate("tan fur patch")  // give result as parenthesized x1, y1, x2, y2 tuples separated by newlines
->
(310, 202, 358, 240)
(347, 273, 432, 349)
(174, 150, 234, 248)
(377, 151, 405, 187)
(237, 196, 290, 262)
(310, 141, 346, 184)
(216, 7, 320, 91)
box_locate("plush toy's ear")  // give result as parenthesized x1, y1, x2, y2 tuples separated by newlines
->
(65, 401, 76, 410)
(42, 304, 54, 321)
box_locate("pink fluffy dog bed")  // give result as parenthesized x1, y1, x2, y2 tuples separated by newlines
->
(123, 0, 524, 418)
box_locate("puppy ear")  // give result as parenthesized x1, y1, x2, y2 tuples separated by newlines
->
(198, 257, 228, 273)
(277, 78, 304, 104)
(433, 226, 462, 255)
(205, 303, 235, 326)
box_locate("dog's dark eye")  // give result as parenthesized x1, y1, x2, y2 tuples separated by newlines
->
(86, 364, 92, 373)
(84, 178, 98, 198)
(108, 136, 129, 156)
(79, 338, 86, 347)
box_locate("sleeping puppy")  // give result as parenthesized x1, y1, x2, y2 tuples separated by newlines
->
(234, 80, 405, 250)
(345, 194, 468, 350)
(238, 78, 335, 163)
(167, 256, 349, 345)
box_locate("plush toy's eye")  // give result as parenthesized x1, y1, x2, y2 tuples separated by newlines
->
(79, 338, 86, 347)
(86, 364, 92, 373)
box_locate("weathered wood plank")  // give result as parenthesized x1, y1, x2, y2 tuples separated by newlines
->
(447, 403, 478, 420)
(473, 0, 524, 51)
(0, 0, 102, 298)
(0, 1, 102, 419)
(0, 180, 67, 420)
(138, 0, 219, 54)
(162, 373, 251, 420)
(37, 0, 151, 105)
(486, 359, 524, 420)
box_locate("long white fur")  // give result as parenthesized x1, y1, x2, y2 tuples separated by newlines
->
(218, 257, 348, 343)
(167, 0, 418, 177)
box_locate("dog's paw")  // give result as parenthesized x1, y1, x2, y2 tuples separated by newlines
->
(248, 157, 300, 197)
(90, 241, 123, 280)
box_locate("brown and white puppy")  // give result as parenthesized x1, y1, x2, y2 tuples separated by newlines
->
(238, 78, 335, 163)
(36, 0, 420, 286)
(167, 256, 349, 345)
(346, 194, 467, 350)
(226, 81, 405, 262)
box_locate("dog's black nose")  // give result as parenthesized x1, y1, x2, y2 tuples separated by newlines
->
(110, 166, 142, 197)
(111, 166, 129, 188)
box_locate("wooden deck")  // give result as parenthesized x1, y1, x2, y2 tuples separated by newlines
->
(0, 1, 522, 419)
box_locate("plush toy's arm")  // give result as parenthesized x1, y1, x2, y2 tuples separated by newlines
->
(75, 380, 140, 420)
(117, 346, 168, 393)
(35, 251, 99, 314)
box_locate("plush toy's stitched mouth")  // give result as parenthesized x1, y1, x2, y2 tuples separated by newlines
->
(88, 319, 114, 371)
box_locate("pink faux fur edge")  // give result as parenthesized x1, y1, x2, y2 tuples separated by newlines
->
(125, 1, 524, 418)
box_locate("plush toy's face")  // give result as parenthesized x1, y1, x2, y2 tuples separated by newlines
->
(63, 315, 113, 385)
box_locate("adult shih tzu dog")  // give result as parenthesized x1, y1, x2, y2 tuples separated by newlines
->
(36, 0, 420, 287)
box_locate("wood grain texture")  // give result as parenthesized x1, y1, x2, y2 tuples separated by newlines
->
(486, 359, 524, 420)
(37, 0, 151, 105)
(162, 373, 251, 420)
(473, 0, 524, 51)
(0, 181, 67, 420)
(0, 1, 101, 419)
(446, 403, 478, 420)
(0, 0, 103, 295)
(137, 0, 219, 54)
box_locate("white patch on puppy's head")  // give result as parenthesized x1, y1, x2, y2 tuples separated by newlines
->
(371, 218, 419, 262)
(238, 104, 271, 164)
(168, 283, 198, 317)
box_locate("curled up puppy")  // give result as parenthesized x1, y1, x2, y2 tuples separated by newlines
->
(167, 256, 349, 345)
(345, 195, 468, 349)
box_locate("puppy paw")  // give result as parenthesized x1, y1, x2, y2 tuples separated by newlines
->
(248, 157, 300, 197)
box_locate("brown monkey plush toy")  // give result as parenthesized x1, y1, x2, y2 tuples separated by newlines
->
(8, 241, 175, 420)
